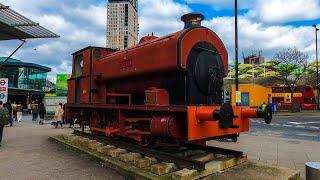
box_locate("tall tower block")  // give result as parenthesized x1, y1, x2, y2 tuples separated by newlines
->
(107, 0, 139, 50)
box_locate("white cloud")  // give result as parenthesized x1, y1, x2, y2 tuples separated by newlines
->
(185, 0, 320, 24)
(50, 60, 73, 78)
(204, 16, 317, 61)
(0, 0, 107, 79)
(63, 5, 107, 27)
(247, 0, 320, 24)
(0, 0, 319, 82)
(34, 15, 71, 33)
(139, 0, 191, 36)
(185, 0, 255, 9)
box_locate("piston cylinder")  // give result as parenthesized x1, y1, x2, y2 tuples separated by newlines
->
(150, 117, 182, 138)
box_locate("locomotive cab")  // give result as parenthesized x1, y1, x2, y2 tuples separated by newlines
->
(67, 47, 117, 104)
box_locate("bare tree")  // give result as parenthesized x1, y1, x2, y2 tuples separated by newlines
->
(273, 47, 308, 87)
(273, 47, 309, 112)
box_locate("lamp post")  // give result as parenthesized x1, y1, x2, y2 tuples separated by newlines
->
(312, 24, 319, 111)
(235, 0, 239, 105)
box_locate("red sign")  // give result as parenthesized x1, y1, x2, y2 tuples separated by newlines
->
(0, 78, 8, 102)
(0, 80, 6, 86)
(119, 59, 133, 69)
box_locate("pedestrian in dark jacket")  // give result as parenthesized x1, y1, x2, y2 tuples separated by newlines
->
(62, 104, 66, 124)
(3, 100, 12, 127)
(38, 103, 46, 125)
(31, 101, 39, 121)
(0, 101, 9, 146)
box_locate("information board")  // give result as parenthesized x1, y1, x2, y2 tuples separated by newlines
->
(56, 74, 71, 90)
(236, 91, 241, 103)
(0, 78, 8, 103)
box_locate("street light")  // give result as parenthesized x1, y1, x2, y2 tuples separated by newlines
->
(235, 0, 239, 105)
(312, 24, 319, 111)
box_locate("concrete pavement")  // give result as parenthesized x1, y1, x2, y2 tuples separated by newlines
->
(0, 114, 318, 179)
(0, 115, 123, 180)
(250, 114, 320, 142)
(209, 134, 320, 179)
(274, 111, 320, 117)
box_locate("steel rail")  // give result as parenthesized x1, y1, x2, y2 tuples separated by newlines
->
(73, 130, 244, 171)
(73, 130, 205, 170)
(180, 142, 243, 157)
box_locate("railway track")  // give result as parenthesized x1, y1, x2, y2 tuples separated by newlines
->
(73, 130, 244, 171)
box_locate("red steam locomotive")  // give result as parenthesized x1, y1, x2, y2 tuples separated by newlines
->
(66, 13, 272, 146)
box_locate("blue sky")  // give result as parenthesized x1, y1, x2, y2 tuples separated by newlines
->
(0, 0, 320, 80)
(176, 0, 250, 19)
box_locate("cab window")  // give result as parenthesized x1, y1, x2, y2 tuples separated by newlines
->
(74, 54, 83, 77)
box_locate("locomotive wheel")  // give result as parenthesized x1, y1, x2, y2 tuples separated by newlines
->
(139, 135, 157, 148)
(231, 134, 238, 142)
(264, 105, 272, 124)
(76, 112, 87, 132)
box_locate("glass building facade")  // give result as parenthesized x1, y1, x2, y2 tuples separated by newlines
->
(0, 57, 51, 91)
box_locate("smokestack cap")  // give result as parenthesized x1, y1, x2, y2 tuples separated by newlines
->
(181, 13, 205, 29)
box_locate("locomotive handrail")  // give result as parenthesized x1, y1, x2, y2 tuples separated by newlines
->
(67, 103, 188, 112)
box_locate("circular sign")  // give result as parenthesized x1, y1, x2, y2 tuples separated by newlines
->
(0, 93, 5, 99)
(0, 80, 6, 86)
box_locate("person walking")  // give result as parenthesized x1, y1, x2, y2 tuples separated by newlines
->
(31, 101, 39, 121)
(0, 101, 10, 146)
(38, 103, 46, 125)
(12, 102, 17, 121)
(16, 103, 22, 122)
(27, 103, 31, 114)
(3, 100, 13, 127)
(54, 103, 64, 128)
(62, 104, 66, 124)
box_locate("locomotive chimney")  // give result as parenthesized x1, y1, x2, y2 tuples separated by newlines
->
(181, 13, 205, 29)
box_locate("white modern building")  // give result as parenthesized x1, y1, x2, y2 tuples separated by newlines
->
(106, 0, 139, 50)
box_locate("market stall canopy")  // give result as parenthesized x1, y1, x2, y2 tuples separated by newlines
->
(247, 67, 264, 74)
(259, 71, 280, 77)
(0, 3, 59, 40)
(239, 74, 252, 79)
(259, 61, 279, 68)
(238, 64, 253, 71)
(309, 61, 320, 68)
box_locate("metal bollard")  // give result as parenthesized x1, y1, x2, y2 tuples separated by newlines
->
(306, 162, 320, 180)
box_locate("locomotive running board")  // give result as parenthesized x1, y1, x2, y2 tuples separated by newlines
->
(73, 130, 245, 171)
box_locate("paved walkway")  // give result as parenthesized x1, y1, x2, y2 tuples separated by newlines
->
(209, 134, 320, 179)
(274, 111, 320, 117)
(0, 116, 123, 180)
(1, 115, 318, 179)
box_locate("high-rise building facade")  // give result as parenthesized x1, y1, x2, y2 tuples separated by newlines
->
(107, 0, 139, 50)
